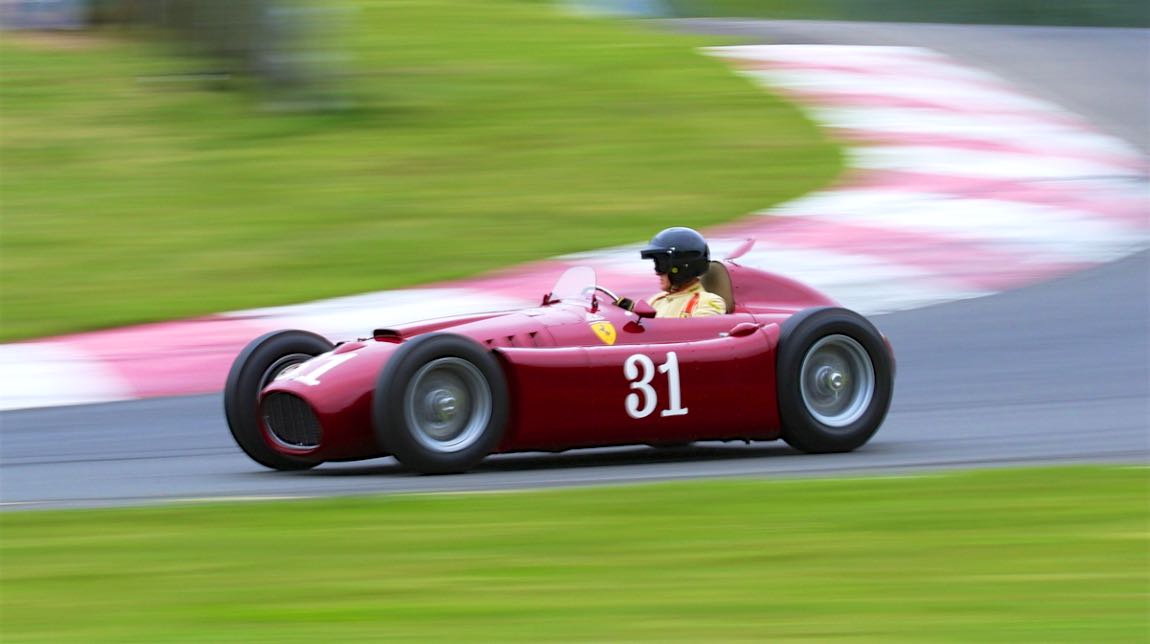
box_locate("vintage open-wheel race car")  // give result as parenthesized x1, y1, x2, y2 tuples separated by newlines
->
(225, 246, 895, 474)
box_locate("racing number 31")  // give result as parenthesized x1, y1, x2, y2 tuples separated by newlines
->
(624, 352, 688, 419)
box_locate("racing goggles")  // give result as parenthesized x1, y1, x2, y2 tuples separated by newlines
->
(641, 250, 675, 275)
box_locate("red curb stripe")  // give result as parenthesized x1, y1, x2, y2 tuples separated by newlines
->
(742, 216, 1088, 292)
(846, 170, 1150, 229)
(62, 318, 275, 397)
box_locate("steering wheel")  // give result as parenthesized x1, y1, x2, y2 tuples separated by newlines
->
(580, 285, 629, 307)
(592, 285, 620, 303)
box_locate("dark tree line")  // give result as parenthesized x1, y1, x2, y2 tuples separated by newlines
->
(94, 0, 336, 104)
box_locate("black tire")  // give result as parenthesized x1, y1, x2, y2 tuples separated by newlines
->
(224, 330, 334, 471)
(777, 307, 894, 453)
(373, 334, 509, 474)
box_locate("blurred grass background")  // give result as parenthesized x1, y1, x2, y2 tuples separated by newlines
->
(0, 0, 842, 341)
(660, 0, 1150, 27)
(2, 466, 1146, 641)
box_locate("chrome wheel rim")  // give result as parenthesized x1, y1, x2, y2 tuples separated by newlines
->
(404, 357, 491, 453)
(261, 353, 313, 388)
(799, 335, 875, 428)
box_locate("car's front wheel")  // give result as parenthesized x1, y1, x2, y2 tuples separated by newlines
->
(224, 330, 334, 471)
(373, 334, 509, 474)
(777, 308, 894, 453)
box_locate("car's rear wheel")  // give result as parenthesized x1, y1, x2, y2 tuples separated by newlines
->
(224, 330, 333, 471)
(777, 308, 893, 453)
(373, 334, 509, 474)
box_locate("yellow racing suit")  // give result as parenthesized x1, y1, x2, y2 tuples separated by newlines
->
(647, 281, 726, 318)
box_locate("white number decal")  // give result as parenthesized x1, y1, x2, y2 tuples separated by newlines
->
(658, 351, 689, 417)
(284, 352, 357, 386)
(624, 354, 657, 419)
(623, 352, 688, 419)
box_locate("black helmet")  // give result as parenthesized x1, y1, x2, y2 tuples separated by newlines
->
(640, 227, 710, 288)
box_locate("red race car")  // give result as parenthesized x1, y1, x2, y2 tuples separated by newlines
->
(225, 252, 895, 474)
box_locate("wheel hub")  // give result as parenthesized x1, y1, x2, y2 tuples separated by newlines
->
(427, 390, 459, 423)
(816, 366, 847, 393)
(799, 335, 876, 429)
(405, 357, 493, 453)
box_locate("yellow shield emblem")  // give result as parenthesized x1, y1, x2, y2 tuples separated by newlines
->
(590, 321, 617, 345)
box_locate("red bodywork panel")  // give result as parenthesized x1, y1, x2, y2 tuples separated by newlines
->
(260, 262, 836, 463)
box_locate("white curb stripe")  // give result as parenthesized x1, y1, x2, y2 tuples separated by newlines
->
(772, 189, 1147, 263)
(0, 343, 134, 410)
(717, 44, 973, 72)
(226, 288, 534, 340)
(747, 68, 1062, 115)
(734, 244, 990, 314)
(849, 146, 1142, 182)
(810, 105, 1135, 152)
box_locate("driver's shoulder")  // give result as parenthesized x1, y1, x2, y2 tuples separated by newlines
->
(696, 290, 726, 315)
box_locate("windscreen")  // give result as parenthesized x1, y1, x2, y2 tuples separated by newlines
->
(548, 266, 596, 305)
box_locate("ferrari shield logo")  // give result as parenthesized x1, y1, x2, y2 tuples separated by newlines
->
(591, 321, 617, 345)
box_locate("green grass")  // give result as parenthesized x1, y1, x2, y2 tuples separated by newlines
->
(1, 466, 1147, 641)
(0, 0, 841, 341)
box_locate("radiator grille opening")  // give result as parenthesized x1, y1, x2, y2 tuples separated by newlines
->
(262, 392, 322, 449)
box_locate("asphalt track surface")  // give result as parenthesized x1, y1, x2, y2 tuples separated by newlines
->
(2, 22, 1147, 509)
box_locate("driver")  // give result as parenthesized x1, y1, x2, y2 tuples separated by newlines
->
(617, 227, 726, 318)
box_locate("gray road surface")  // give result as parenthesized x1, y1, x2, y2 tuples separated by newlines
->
(2, 22, 1147, 509)
(663, 20, 1150, 153)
